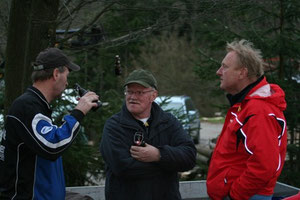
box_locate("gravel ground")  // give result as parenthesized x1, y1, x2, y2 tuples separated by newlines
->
(198, 121, 223, 147)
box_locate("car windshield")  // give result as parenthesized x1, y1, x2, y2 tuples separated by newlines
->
(161, 102, 185, 115)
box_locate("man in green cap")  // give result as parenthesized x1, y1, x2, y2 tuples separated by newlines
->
(100, 69, 197, 200)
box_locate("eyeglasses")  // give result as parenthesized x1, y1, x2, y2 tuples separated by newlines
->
(124, 90, 154, 96)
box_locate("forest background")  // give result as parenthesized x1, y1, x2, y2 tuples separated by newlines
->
(0, 0, 299, 188)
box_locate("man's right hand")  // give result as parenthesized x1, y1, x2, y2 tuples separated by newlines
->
(130, 143, 161, 162)
(75, 91, 99, 115)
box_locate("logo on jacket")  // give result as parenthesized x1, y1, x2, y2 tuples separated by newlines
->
(238, 106, 241, 112)
(41, 126, 53, 134)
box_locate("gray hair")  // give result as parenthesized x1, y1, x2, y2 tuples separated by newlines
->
(31, 66, 66, 82)
(226, 39, 264, 77)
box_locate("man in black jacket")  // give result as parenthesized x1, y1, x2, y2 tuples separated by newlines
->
(100, 69, 197, 200)
(0, 48, 99, 200)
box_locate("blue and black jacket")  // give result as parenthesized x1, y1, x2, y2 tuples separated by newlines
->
(0, 86, 84, 200)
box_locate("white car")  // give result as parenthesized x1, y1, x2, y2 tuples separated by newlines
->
(155, 96, 201, 144)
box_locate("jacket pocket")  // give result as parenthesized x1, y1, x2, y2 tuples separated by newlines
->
(207, 168, 232, 199)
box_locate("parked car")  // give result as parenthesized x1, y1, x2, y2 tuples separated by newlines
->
(155, 96, 201, 144)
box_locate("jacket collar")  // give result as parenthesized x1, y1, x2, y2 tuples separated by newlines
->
(27, 86, 51, 110)
(227, 76, 264, 106)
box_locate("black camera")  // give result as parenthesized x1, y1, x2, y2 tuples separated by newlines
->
(74, 83, 102, 111)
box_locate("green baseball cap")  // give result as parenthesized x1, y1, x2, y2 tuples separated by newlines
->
(124, 69, 157, 89)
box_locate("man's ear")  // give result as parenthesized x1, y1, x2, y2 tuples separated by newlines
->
(239, 67, 248, 79)
(151, 90, 158, 102)
(52, 68, 59, 80)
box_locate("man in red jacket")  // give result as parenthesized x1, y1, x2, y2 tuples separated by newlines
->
(206, 39, 287, 200)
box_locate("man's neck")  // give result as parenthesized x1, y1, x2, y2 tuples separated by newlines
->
(132, 108, 152, 121)
(133, 113, 150, 121)
(233, 76, 259, 95)
(227, 76, 263, 106)
(33, 81, 53, 103)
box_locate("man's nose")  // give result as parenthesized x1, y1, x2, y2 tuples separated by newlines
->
(216, 67, 222, 76)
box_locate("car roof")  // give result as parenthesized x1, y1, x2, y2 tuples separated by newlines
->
(155, 95, 190, 103)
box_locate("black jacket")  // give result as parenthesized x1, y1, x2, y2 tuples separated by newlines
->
(100, 102, 197, 200)
(0, 86, 84, 199)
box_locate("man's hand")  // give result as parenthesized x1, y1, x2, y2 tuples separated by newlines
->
(130, 143, 161, 162)
(75, 91, 99, 115)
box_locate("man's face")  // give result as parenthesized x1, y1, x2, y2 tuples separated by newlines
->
(125, 83, 157, 119)
(216, 51, 244, 95)
(54, 67, 69, 99)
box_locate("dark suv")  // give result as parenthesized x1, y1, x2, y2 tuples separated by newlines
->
(155, 96, 201, 144)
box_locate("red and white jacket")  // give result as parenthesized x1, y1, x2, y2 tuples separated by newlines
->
(206, 77, 287, 200)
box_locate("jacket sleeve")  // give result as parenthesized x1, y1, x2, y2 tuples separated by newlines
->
(7, 109, 84, 161)
(100, 117, 163, 179)
(230, 112, 286, 199)
(157, 116, 197, 172)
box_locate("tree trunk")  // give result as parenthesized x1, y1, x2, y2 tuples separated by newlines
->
(4, 0, 59, 114)
(4, 0, 31, 114)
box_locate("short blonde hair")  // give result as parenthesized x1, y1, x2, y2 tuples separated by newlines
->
(226, 39, 264, 77)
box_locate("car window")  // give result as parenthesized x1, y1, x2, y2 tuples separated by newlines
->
(185, 98, 196, 112)
(161, 102, 185, 115)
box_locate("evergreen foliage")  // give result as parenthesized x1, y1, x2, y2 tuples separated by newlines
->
(193, 0, 300, 187)
(0, 0, 299, 188)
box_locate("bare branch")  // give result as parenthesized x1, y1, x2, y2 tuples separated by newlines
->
(58, 1, 94, 24)
(58, 2, 116, 44)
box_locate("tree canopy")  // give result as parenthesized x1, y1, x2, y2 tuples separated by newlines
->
(0, 0, 299, 187)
